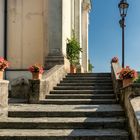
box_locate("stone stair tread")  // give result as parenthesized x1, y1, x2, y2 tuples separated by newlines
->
(0, 117, 125, 123)
(39, 99, 117, 105)
(0, 129, 129, 137)
(9, 104, 123, 112)
(50, 90, 114, 94)
(41, 99, 116, 102)
(54, 86, 113, 90)
(60, 80, 112, 83)
(51, 89, 114, 92)
(64, 78, 112, 80)
(47, 94, 115, 96)
(46, 94, 115, 99)
(58, 83, 112, 86)
(67, 73, 111, 76)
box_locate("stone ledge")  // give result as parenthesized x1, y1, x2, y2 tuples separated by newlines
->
(0, 80, 9, 118)
(120, 84, 140, 140)
(29, 65, 68, 103)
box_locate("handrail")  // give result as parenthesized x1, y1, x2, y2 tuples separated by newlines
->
(111, 62, 122, 100)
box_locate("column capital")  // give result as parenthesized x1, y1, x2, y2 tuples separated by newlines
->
(82, 0, 92, 11)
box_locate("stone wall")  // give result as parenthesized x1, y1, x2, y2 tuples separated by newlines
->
(120, 84, 140, 140)
(0, 80, 9, 118)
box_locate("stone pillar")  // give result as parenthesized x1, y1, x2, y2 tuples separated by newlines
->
(81, 0, 91, 72)
(0, 80, 9, 118)
(45, 0, 70, 70)
(0, 0, 4, 57)
(28, 80, 46, 103)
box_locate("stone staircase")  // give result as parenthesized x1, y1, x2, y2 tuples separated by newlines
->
(0, 73, 129, 140)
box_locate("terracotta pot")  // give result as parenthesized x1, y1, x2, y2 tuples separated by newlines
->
(70, 65, 76, 73)
(123, 79, 133, 87)
(0, 71, 3, 80)
(32, 72, 42, 80)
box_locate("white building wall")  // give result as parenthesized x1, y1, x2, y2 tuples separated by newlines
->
(7, 0, 44, 69)
(0, 0, 4, 57)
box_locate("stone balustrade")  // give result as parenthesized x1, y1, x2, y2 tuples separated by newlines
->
(29, 65, 69, 103)
(0, 80, 9, 118)
(120, 84, 140, 140)
(111, 62, 122, 100)
(111, 62, 140, 140)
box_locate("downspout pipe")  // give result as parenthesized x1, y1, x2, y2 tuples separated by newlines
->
(4, 0, 7, 59)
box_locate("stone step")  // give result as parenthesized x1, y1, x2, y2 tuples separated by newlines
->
(8, 104, 125, 117)
(60, 80, 112, 83)
(39, 99, 117, 105)
(54, 86, 113, 90)
(46, 94, 115, 99)
(50, 90, 114, 94)
(0, 117, 126, 129)
(67, 73, 111, 77)
(57, 83, 113, 86)
(0, 129, 129, 140)
(63, 77, 112, 80)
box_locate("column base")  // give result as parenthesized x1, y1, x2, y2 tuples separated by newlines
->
(45, 56, 70, 72)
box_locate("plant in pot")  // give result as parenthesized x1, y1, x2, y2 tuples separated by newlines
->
(28, 64, 44, 80)
(111, 56, 119, 63)
(67, 35, 82, 73)
(0, 57, 9, 80)
(117, 66, 138, 87)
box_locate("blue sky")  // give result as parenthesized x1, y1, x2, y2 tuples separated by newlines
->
(89, 0, 140, 72)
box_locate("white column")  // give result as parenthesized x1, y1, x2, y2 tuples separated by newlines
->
(81, 0, 91, 72)
(45, 0, 70, 69)
(74, 0, 82, 65)
(0, 0, 4, 57)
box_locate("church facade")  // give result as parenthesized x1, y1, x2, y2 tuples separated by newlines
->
(0, 0, 91, 80)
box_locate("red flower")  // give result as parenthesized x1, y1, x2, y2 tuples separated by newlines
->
(28, 64, 44, 74)
(118, 66, 138, 80)
(0, 57, 9, 71)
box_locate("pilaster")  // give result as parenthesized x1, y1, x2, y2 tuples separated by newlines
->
(45, 0, 70, 70)
(81, 0, 91, 72)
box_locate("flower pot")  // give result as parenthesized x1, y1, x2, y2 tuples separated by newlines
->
(32, 72, 42, 80)
(0, 71, 3, 80)
(123, 79, 133, 87)
(70, 65, 76, 73)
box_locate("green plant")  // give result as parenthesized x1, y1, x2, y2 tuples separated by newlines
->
(67, 35, 82, 66)
(88, 59, 94, 72)
(134, 73, 140, 83)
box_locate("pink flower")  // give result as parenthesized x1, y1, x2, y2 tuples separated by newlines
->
(28, 64, 44, 74)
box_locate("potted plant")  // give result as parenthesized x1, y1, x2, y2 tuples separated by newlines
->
(117, 66, 138, 87)
(28, 64, 44, 80)
(67, 35, 82, 73)
(0, 57, 9, 79)
(111, 57, 119, 63)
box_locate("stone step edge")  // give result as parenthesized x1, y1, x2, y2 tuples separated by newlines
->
(0, 117, 126, 123)
(0, 129, 129, 137)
